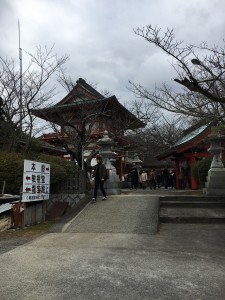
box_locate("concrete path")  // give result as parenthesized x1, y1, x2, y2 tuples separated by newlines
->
(1, 190, 225, 299)
(63, 194, 159, 234)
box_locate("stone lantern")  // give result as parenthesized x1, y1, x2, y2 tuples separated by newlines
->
(204, 133, 225, 195)
(97, 131, 121, 195)
(132, 153, 143, 171)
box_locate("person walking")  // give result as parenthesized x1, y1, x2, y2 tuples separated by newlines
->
(140, 170, 148, 189)
(92, 155, 107, 203)
(149, 169, 156, 190)
(169, 169, 176, 189)
(163, 168, 169, 189)
(130, 168, 139, 189)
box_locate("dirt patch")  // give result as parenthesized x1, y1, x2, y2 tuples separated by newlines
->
(0, 221, 55, 255)
(0, 216, 11, 231)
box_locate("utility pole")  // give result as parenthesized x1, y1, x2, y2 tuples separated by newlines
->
(18, 20, 23, 129)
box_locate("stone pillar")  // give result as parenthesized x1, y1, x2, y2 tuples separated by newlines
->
(175, 159, 180, 189)
(204, 134, 225, 195)
(190, 155, 197, 190)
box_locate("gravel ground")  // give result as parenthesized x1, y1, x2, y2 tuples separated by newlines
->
(0, 220, 54, 255)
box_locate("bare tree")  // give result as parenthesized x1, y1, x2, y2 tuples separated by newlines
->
(48, 103, 111, 171)
(0, 45, 69, 151)
(130, 25, 225, 122)
(58, 70, 113, 97)
(126, 98, 160, 126)
(125, 99, 186, 157)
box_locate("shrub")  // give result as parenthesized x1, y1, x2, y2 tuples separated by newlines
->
(35, 153, 78, 176)
(46, 162, 67, 184)
(0, 152, 78, 194)
(0, 152, 24, 194)
(192, 158, 212, 183)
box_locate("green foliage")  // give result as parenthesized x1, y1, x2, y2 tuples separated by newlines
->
(46, 162, 67, 185)
(192, 158, 212, 183)
(0, 152, 24, 194)
(0, 151, 78, 194)
(211, 125, 225, 135)
(27, 138, 43, 153)
(35, 154, 78, 175)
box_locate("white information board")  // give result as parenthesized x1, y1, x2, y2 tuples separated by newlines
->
(22, 160, 50, 202)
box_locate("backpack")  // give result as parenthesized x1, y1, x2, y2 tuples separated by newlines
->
(104, 169, 110, 181)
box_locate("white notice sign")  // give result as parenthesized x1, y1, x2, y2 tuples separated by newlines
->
(22, 160, 50, 202)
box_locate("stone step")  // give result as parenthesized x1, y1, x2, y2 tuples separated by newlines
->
(160, 201, 225, 208)
(160, 196, 225, 202)
(160, 216, 225, 224)
(159, 207, 225, 224)
(203, 188, 225, 196)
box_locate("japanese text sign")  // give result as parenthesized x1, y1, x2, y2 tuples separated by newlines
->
(22, 160, 50, 202)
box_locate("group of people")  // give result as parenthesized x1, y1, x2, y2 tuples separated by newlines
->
(126, 168, 176, 190)
(90, 155, 190, 202)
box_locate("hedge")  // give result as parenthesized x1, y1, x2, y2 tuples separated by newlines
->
(0, 152, 24, 194)
(0, 151, 78, 195)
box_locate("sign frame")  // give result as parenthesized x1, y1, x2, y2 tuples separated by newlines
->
(22, 160, 50, 202)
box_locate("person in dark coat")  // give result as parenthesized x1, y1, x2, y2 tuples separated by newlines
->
(169, 169, 176, 189)
(130, 168, 139, 189)
(163, 168, 169, 189)
(149, 169, 156, 190)
(92, 155, 107, 203)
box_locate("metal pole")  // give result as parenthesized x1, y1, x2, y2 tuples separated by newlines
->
(2, 180, 5, 195)
(18, 20, 23, 129)
(81, 145, 84, 170)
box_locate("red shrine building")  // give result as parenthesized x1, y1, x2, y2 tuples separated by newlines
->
(32, 78, 145, 178)
(156, 122, 214, 189)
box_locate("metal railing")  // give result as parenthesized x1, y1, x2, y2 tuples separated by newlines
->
(50, 171, 88, 194)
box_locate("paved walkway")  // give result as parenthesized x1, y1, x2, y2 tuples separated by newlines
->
(63, 194, 159, 234)
(1, 189, 225, 299)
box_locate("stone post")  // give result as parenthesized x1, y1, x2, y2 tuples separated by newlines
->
(204, 134, 225, 195)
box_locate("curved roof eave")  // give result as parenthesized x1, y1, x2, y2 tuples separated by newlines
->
(156, 124, 211, 160)
(32, 96, 146, 129)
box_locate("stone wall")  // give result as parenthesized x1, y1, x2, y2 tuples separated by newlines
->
(47, 171, 89, 213)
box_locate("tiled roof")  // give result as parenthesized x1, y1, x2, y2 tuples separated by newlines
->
(156, 123, 211, 160)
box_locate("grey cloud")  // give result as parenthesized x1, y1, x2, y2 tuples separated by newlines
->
(1, 0, 225, 104)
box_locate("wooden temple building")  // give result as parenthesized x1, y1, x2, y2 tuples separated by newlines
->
(156, 122, 214, 189)
(32, 78, 145, 178)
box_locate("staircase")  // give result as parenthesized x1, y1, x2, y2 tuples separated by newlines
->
(159, 195, 225, 224)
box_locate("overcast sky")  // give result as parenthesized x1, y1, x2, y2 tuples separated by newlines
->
(1, 0, 225, 104)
